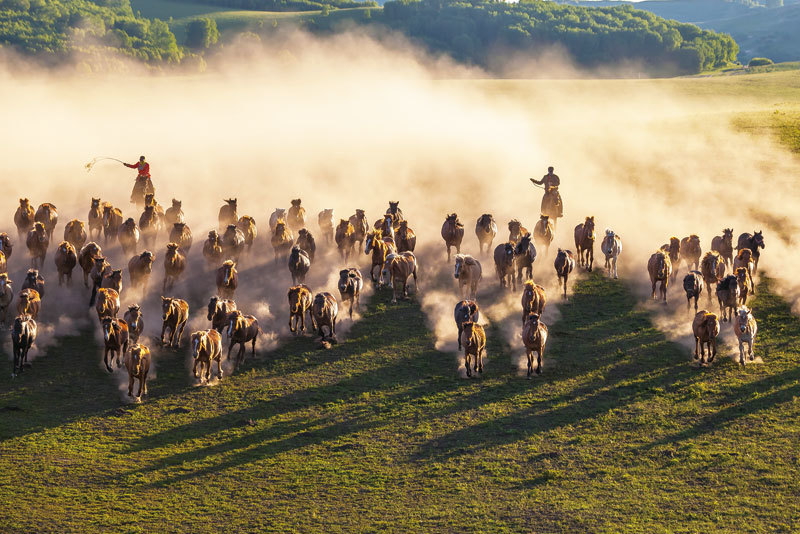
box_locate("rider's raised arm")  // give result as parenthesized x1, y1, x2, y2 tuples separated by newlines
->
(530, 177, 544, 185)
(123, 162, 136, 169)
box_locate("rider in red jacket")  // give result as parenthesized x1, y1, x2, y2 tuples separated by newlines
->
(124, 156, 154, 206)
(124, 156, 150, 178)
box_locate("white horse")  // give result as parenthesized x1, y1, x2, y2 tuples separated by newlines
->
(734, 306, 758, 366)
(600, 229, 622, 279)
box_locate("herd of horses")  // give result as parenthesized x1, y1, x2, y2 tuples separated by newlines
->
(0, 190, 767, 400)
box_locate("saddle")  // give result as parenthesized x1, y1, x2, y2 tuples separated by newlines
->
(541, 188, 563, 218)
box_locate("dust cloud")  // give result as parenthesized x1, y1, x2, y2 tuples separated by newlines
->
(0, 30, 798, 381)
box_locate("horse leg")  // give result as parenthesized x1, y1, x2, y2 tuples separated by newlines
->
(694, 337, 699, 360)
(588, 246, 593, 272)
(526, 349, 532, 377)
(128, 373, 135, 397)
(738, 340, 745, 367)
(536, 349, 542, 375)
(176, 321, 187, 347)
(465, 352, 471, 377)
(709, 338, 717, 363)
(104, 347, 112, 373)
(251, 335, 257, 357)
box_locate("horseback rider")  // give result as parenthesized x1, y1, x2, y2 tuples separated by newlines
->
(124, 156, 155, 206)
(530, 166, 563, 218)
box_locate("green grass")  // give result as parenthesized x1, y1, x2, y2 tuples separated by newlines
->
(1, 273, 799, 531)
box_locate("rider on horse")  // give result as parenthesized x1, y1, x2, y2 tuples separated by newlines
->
(530, 166, 563, 218)
(124, 156, 155, 206)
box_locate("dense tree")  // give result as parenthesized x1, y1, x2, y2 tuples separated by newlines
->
(185, 17, 220, 49)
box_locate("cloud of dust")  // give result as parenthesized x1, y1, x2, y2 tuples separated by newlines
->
(1, 30, 799, 379)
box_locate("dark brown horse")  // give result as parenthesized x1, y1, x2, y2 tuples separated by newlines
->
(63, 219, 87, 250)
(554, 249, 575, 299)
(218, 198, 238, 229)
(163, 243, 186, 292)
(335, 220, 356, 262)
(227, 310, 260, 368)
(647, 250, 672, 303)
(161, 297, 189, 348)
(55, 241, 77, 286)
(125, 344, 151, 400)
(288, 285, 313, 334)
(128, 251, 154, 292)
(493, 242, 516, 291)
(216, 260, 238, 299)
(348, 209, 368, 251)
(396, 221, 416, 253)
(101, 316, 129, 372)
(736, 231, 765, 273)
(311, 292, 338, 341)
(88, 198, 103, 241)
(692, 311, 719, 364)
(338, 268, 363, 319)
(14, 198, 35, 240)
(454, 299, 480, 350)
(521, 280, 546, 325)
(124, 304, 144, 344)
(208, 296, 237, 333)
(682, 271, 704, 312)
(460, 321, 486, 378)
(441, 214, 464, 262)
(102, 204, 123, 245)
(169, 222, 193, 253)
(522, 313, 548, 377)
(573, 216, 595, 271)
(26, 222, 49, 269)
(78, 242, 102, 288)
(711, 228, 734, 269)
(34, 203, 58, 242)
(296, 229, 316, 263)
(475, 214, 497, 257)
(203, 230, 224, 266)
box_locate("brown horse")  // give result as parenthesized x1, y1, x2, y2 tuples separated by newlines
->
(89, 256, 111, 306)
(124, 304, 144, 344)
(191, 329, 223, 382)
(522, 312, 548, 377)
(692, 310, 719, 364)
(288, 285, 313, 334)
(454, 254, 482, 300)
(296, 229, 316, 262)
(338, 268, 363, 319)
(143, 194, 165, 229)
(63, 219, 87, 250)
(682, 271, 704, 312)
(14, 198, 35, 240)
(271, 220, 294, 264)
(128, 250, 154, 292)
(216, 260, 238, 299)
(647, 250, 672, 303)
(475, 214, 497, 257)
(716, 274, 740, 323)
(0, 250, 5, 275)
(17, 288, 41, 320)
(493, 242, 516, 291)
(223, 224, 246, 262)
(138, 204, 160, 249)
(0, 274, 13, 326)
(55, 241, 77, 286)
(163, 243, 186, 292)
(288, 246, 311, 285)
(78, 242, 102, 288)
(700, 251, 726, 302)
(396, 221, 416, 253)
(387, 252, 419, 303)
(100, 269, 123, 295)
(203, 230, 224, 266)
(95, 288, 120, 321)
(117, 218, 140, 256)
(533, 215, 555, 258)
(101, 316, 129, 372)
(26, 222, 49, 269)
(208, 296, 237, 333)
(660, 237, 681, 282)
(374, 213, 396, 243)
(169, 222, 193, 253)
(318, 209, 335, 245)
(102, 204, 123, 245)
(11, 314, 36, 377)
(514, 233, 537, 283)
(460, 321, 486, 378)
(711, 228, 734, 269)
(287, 199, 306, 232)
(237, 216, 257, 252)
(386, 201, 404, 225)
(733, 248, 755, 282)
(348, 209, 368, 251)
(161, 296, 189, 348)
(441, 214, 464, 262)
(508, 219, 528, 244)
(227, 310, 260, 368)
(736, 231, 765, 273)
(34, 203, 58, 242)
(21, 269, 45, 300)
(554, 249, 575, 299)
(311, 292, 338, 341)
(0, 232, 12, 261)
(454, 300, 480, 350)
(680, 235, 702, 272)
(573, 216, 596, 271)
(125, 344, 151, 400)
(88, 198, 103, 241)
(735, 267, 753, 306)
(335, 220, 356, 262)
(521, 280, 546, 325)
(165, 199, 184, 226)
(218, 198, 238, 229)
(365, 229, 394, 285)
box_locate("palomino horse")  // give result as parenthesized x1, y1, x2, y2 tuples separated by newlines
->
(269, 208, 287, 232)
(711, 228, 734, 269)
(493, 243, 516, 291)
(288, 285, 313, 334)
(387, 252, 419, 304)
(735, 267, 753, 305)
(441, 214, 464, 262)
(17, 288, 41, 320)
(128, 251, 154, 292)
(734, 306, 758, 367)
(163, 243, 186, 292)
(573, 216, 596, 272)
(203, 230, 224, 266)
(692, 310, 720, 364)
(12, 314, 36, 377)
(124, 304, 144, 344)
(161, 296, 189, 348)
(272, 221, 294, 264)
(216, 260, 238, 299)
(318, 209, 335, 245)
(125, 344, 151, 400)
(237, 216, 257, 252)
(208, 296, 237, 334)
(521, 280, 546, 325)
(312, 292, 338, 342)
(227, 311, 260, 368)
(0, 274, 13, 326)
(680, 235, 702, 273)
(218, 198, 238, 229)
(296, 229, 316, 262)
(338, 268, 363, 319)
(288, 246, 311, 285)
(365, 229, 394, 286)
(103, 204, 123, 245)
(34, 203, 58, 242)
(348, 209, 368, 251)
(78, 242, 102, 288)
(554, 249, 575, 299)
(682, 271, 704, 312)
(169, 222, 193, 253)
(647, 250, 672, 303)
(475, 214, 497, 257)
(101, 316, 129, 372)
(63, 219, 87, 250)
(700, 251, 726, 302)
(715, 274, 740, 323)
(454, 300, 480, 350)
(287, 199, 306, 232)
(522, 312, 548, 377)
(460, 321, 486, 378)
(514, 233, 537, 283)
(396, 221, 416, 253)
(88, 198, 103, 241)
(22, 269, 45, 299)
(26, 222, 49, 269)
(335, 220, 356, 262)
(600, 229, 622, 279)
(508, 220, 528, 244)
(117, 218, 140, 256)
(14, 198, 35, 240)
(222, 224, 246, 262)
(454, 254, 482, 300)
(736, 231, 765, 273)
(533, 215, 554, 258)
(165, 199, 184, 226)
(55, 241, 77, 286)
(95, 288, 119, 322)
(191, 329, 223, 382)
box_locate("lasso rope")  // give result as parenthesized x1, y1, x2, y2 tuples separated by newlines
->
(85, 156, 125, 172)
